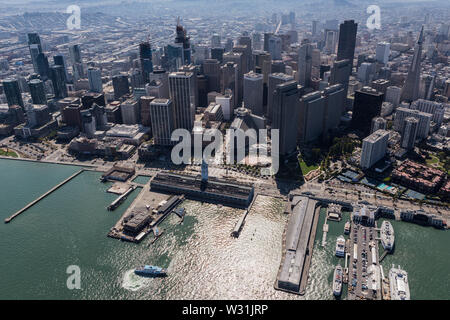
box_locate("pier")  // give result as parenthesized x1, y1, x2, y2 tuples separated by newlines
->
(4, 169, 85, 224)
(107, 185, 137, 211)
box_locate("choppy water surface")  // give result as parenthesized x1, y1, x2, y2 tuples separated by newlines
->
(0, 159, 448, 299)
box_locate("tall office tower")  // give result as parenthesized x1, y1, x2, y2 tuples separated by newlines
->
(238, 33, 253, 72)
(139, 41, 153, 83)
(263, 33, 272, 52)
(393, 107, 431, 139)
(53, 54, 68, 81)
(323, 84, 345, 132)
(197, 74, 208, 108)
(311, 49, 321, 67)
(271, 60, 286, 74)
(178, 64, 198, 109)
(81, 92, 106, 109)
(371, 79, 390, 95)
(87, 68, 103, 93)
(169, 71, 196, 131)
(81, 110, 96, 138)
(358, 62, 375, 85)
(329, 59, 352, 97)
(120, 98, 140, 124)
(385, 86, 402, 106)
(371, 117, 387, 133)
(211, 34, 221, 48)
(376, 42, 390, 64)
(36, 53, 50, 80)
(69, 44, 84, 80)
(243, 72, 264, 116)
(325, 19, 339, 31)
(28, 79, 47, 105)
(419, 74, 435, 100)
(289, 11, 296, 25)
(150, 99, 175, 146)
(130, 69, 144, 89)
(253, 51, 271, 83)
(223, 52, 244, 103)
(272, 81, 300, 156)
(174, 19, 191, 65)
(298, 91, 325, 143)
(268, 35, 282, 60)
(203, 59, 221, 93)
(444, 80, 450, 98)
(351, 87, 384, 136)
(50, 65, 68, 99)
(112, 74, 130, 100)
(221, 62, 239, 108)
(252, 32, 262, 51)
(267, 73, 294, 121)
(149, 68, 169, 98)
(216, 90, 234, 121)
(3, 79, 24, 107)
(225, 38, 233, 52)
(401, 26, 424, 103)
(211, 47, 224, 63)
(312, 20, 320, 36)
(324, 30, 337, 54)
(194, 44, 209, 65)
(27, 33, 42, 73)
(360, 129, 389, 169)
(298, 40, 313, 88)
(233, 45, 250, 75)
(337, 20, 358, 65)
(140, 96, 155, 127)
(410, 99, 444, 125)
(401, 117, 419, 150)
(145, 80, 164, 98)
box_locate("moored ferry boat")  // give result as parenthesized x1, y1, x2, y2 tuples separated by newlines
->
(389, 265, 410, 300)
(335, 235, 346, 257)
(344, 221, 351, 235)
(380, 221, 395, 252)
(333, 264, 343, 296)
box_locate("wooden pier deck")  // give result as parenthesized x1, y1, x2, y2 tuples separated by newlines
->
(4, 169, 85, 224)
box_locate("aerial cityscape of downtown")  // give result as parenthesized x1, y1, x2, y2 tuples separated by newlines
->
(0, 0, 449, 304)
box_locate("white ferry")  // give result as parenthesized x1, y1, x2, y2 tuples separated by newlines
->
(335, 235, 346, 258)
(333, 264, 343, 296)
(380, 221, 395, 252)
(389, 265, 410, 300)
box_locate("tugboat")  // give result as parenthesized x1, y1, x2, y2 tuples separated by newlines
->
(134, 265, 167, 277)
(344, 221, 351, 235)
(333, 264, 343, 297)
(380, 221, 395, 252)
(335, 235, 346, 257)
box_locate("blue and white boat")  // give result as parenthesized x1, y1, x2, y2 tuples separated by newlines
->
(134, 265, 167, 277)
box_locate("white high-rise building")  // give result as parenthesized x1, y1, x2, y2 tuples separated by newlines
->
(360, 129, 389, 169)
(394, 107, 432, 139)
(243, 71, 264, 116)
(150, 99, 175, 146)
(215, 90, 233, 121)
(120, 99, 140, 124)
(376, 42, 390, 64)
(168, 71, 196, 131)
(410, 99, 445, 125)
(401, 117, 419, 150)
(385, 86, 402, 107)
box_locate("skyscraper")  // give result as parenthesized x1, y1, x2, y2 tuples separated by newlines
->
(401, 117, 419, 150)
(360, 130, 389, 169)
(69, 44, 84, 80)
(27, 33, 42, 73)
(36, 53, 50, 80)
(298, 91, 326, 143)
(336, 20, 358, 66)
(267, 73, 294, 122)
(169, 71, 196, 131)
(371, 117, 387, 134)
(243, 72, 264, 116)
(50, 65, 68, 99)
(3, 79, 24, 107)
(28, 79, 47, 105)
(174, 18, 191, 65)
(112, 74, 130, 100)
(298, 40, 313, 88)
(139, 41, 153, 83)
(401, 26, 424, 102)
(267, 35, 282, 60)
(272, 81, 300, 156)
(150, 99, 175, 146)
(203, 59, 221, 93)
(351, 87, 384, 136)
(87, 68, 103, 93)
(376, 42, 390, 64)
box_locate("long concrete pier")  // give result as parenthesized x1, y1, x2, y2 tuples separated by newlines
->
(4, 169, 85, 224)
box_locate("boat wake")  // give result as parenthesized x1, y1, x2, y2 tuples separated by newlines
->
(121, 269, 152, 292)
